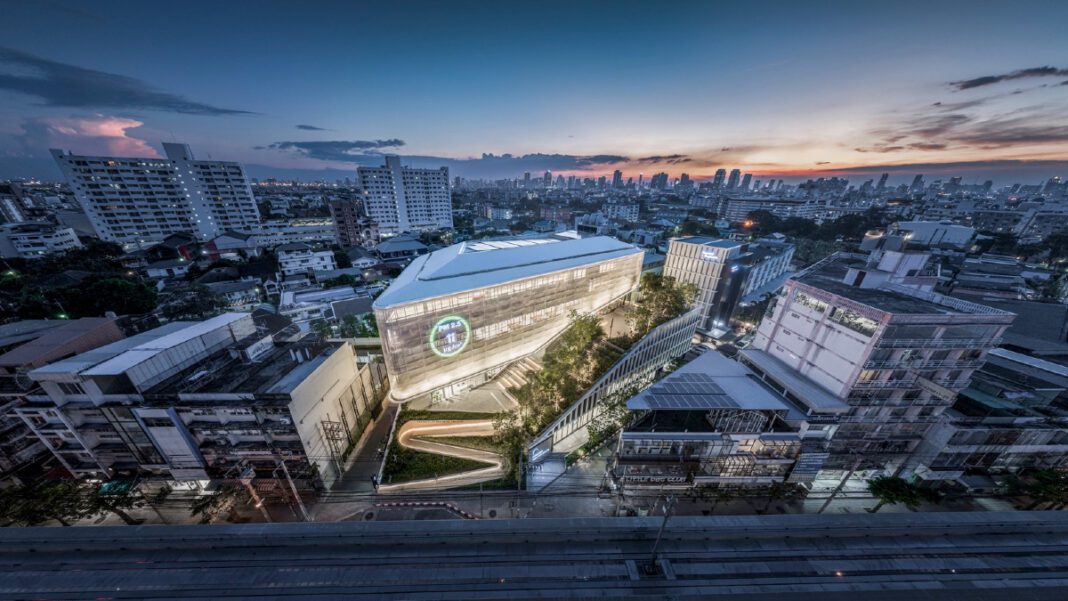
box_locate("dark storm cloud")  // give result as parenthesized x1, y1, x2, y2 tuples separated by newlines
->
(635, 154, 692, 164)
(951, 66, 1068, 90)
(296, 124, 328, 131)
(0, 47, 251, 115)
(266, 139, 406, 161)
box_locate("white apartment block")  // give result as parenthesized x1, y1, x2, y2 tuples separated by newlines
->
(276, 243, 337, 277)
(357, 155, 451, 234)
(740, 250, 1015, 473)
(51, 143, 260, 247)
(0, 223, 82, 259)
(258, 218, 337, 248)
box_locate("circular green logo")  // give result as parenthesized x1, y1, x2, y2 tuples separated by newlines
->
(429, 315, 471, 357)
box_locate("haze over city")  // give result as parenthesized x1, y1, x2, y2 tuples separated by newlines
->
(2, 0, 1068, 184)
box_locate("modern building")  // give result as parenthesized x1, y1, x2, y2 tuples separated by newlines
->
(276, 243, 337, 277)
(51, 143, 260, 247)
(612, 351, 836, 489)
(663, 237, 794, 335)
(328, 198, 380, 248)
(357, 155, 451, 234)
(741, 250, 1015, 473)
(18, 313, 387, 486)
(0, 222, 82, 259)
(374, 234, 643, 402)
(603, 203, 639, 222)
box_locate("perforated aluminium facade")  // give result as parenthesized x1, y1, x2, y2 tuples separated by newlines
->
(374, 236, 643, 402)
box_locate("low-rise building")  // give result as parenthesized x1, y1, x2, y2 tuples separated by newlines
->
(19, 313, 387, 486)
(276, 243, 337, 277)
(0, 318, 126, 483)
(0, 222, 82, 259)
(612, 351, 838, 489)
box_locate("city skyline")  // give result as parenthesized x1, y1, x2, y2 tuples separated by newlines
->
(1, 0, 1068, 184)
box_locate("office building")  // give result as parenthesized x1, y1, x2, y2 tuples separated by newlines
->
(712, 169, 726, 188)
(612, 170, 623, 188)
(663, 237, 793, 335)
(740, 173, 752, 192)
(328, 198, 380, 248)
(51, 143, 260, 247)
(741, 250, 1015, 472)
(19, 314, 387, 486)
(612, 351, 839, 488)
(357, 155, 451, 234)
(373, 234, 643, 402)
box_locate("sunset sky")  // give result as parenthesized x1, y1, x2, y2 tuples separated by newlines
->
(2, 0, 1067, 184)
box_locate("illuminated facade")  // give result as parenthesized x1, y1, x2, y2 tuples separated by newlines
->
(373, 235, 643, 402)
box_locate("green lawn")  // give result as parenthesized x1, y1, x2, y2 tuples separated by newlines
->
(417, 435, 502, 454)
(381, 444, 493, 484)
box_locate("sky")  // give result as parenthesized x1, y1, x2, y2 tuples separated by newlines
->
(1, 0, 1068, 185)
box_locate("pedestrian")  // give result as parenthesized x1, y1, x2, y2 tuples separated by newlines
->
(371, 474, 379, 491)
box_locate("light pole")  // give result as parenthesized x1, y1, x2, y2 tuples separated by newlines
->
(646, 494, 676, 573)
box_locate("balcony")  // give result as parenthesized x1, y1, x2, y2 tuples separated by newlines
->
(862, 359, 984, 370)
(876, 338, 1002, 349)
(852, 378, 960, 390)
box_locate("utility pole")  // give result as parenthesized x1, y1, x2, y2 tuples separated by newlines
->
(279, 458, 309, 521)
(648, 494, 676, 571)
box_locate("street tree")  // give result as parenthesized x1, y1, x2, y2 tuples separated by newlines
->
(867, 476, 940, 513)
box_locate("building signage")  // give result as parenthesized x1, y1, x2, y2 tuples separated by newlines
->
(701, 250, 721, 262)
(428, 315, 471, 357)
(916, 376, 956, 402)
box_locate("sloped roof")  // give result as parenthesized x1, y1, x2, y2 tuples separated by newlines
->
(374, 235, 642, 308)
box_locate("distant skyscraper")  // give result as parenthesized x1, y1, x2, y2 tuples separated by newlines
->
(51, 142, 260, 246)
(612, 170, 623, 188)
(910, 174, 925, 193)
(638, 173, 644, 188)
(556, 174, 565, 188)
(679, 173, 691, 189)
(740, 173, 752, 192)
(712, 169, 726, 188)
(598, 175, 607, 188)
(876, 173, 889, 191)
(650, 172, 669, 190)
(543, 171, 552, 187)
(357, 155, 451, 234)
(523, 172, 531, 188)
(726, 169, 741, 190)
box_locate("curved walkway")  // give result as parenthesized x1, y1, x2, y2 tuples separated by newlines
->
(378, 420, 506, 492)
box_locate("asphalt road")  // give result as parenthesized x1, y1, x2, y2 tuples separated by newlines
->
(3, 512, 1068, 600)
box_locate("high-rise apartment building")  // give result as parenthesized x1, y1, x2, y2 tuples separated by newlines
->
(712, 169, 726, 188)
(740, 250, 1015, 472)
(51, 143, 260, 247)
(740, 173, 752, 192)
(726, 169, 741, 190)
(612, 170, 623, 188)
(356, 155, 451, 234)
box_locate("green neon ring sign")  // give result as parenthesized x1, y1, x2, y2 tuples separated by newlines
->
(428, 315, 471, 358)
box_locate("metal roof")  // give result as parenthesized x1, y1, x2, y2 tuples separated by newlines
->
(627, 351, 791, 412)
(374, 235, 642, 308)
